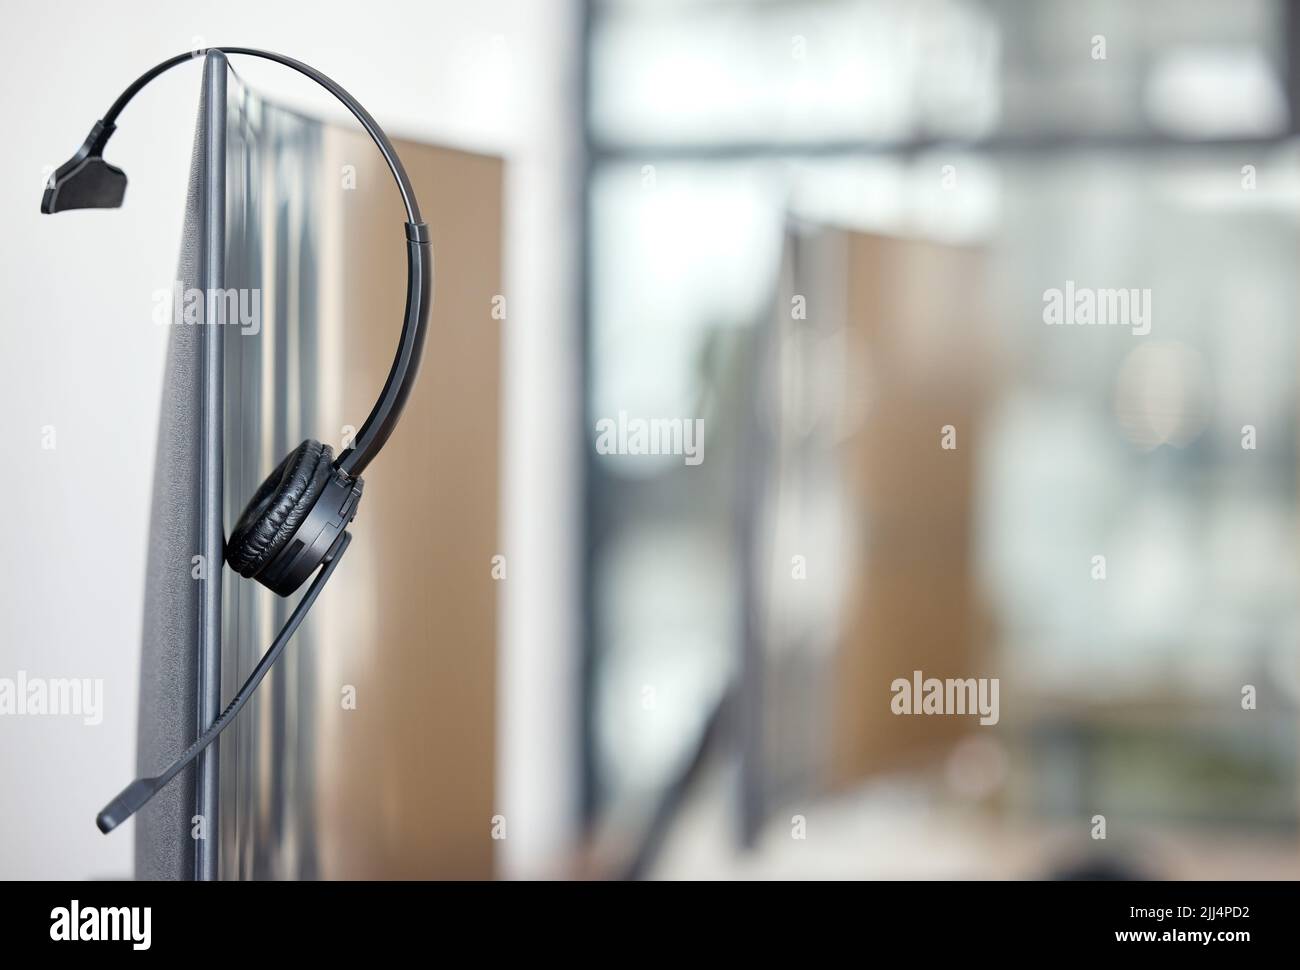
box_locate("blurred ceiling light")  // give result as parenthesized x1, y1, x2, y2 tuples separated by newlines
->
(1113, 341, 1210, 450)
(591, 0, 1001, 146)
(1143, 47, 1288, 138)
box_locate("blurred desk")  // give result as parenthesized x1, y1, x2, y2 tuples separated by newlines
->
(653, 769, 1300, 880)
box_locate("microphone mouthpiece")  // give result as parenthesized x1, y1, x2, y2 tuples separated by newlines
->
(96, 778, 158, 834)
(42, 120, 127, 214)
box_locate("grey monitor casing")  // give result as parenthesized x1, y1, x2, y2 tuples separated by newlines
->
(134, 51, 225, 881)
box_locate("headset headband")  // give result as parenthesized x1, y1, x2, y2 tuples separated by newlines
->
(42, 47, 432, 479)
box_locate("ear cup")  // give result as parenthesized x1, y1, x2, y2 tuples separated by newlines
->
(227, 438, 335, 579)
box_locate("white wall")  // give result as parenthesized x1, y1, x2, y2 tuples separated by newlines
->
(0, 0, 580, 879)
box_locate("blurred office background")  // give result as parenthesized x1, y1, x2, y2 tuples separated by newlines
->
(4, 0, 1300, 879)
(580, 0, 1300, 880)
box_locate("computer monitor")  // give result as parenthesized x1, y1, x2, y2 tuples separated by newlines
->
(135, 50, 226, 881)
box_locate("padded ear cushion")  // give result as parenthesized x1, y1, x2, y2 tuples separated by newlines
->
(227, 438, 335, 578)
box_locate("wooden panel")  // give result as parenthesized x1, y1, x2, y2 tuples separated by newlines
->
(311, 134, 502, 878)
(828, 230, 994, 787)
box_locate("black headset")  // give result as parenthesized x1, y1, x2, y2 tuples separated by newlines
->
(42, 48, 432, 834)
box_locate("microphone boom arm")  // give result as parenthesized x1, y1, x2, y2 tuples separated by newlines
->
(96, 531, 353, 834)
